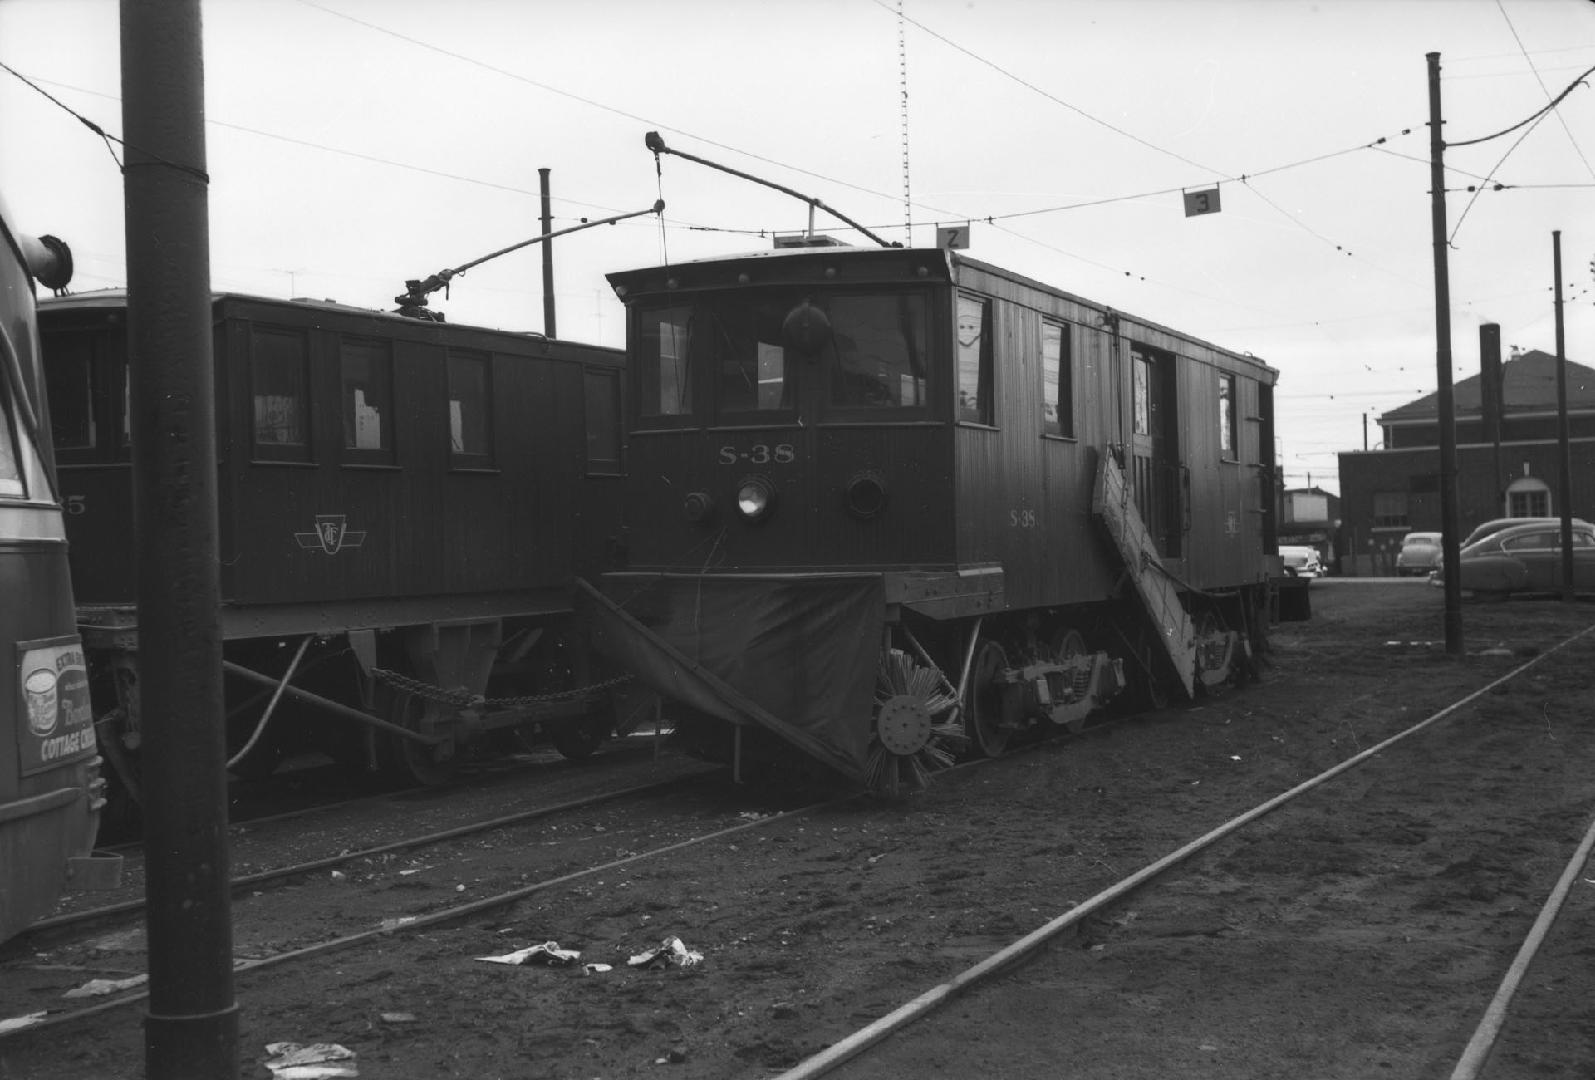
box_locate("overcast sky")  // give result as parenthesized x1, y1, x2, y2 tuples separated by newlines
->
(2, 0, 1592, 493)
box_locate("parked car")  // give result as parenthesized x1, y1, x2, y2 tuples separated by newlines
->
(1429, 517, 1590, 581)
(1461, 516, 1588, 550)
(1395, 532, 1443, 576)
(1278, 545, 1324, 578)
(1456, 520, 1595, 598)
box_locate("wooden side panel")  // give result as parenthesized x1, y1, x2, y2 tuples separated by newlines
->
(949, 259, 1275, 609)
(47, 294, 624, 614)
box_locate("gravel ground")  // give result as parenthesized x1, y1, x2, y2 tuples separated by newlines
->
(4, 579, 1593, 1080)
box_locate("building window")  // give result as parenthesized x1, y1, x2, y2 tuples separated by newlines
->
(585, 368, 622, 475)
(1506, 477, 1550, 518)
(1219, 374, 1237, 460)
(447, 350, 492, 462)
(340, 338, 393, 459)
(1041, 319, 1073, 438)
(956, 293, 993, 425)
(251, 327, 310, 460)
(639, 306, 694, 420)
(1372, 491, 1409, 529)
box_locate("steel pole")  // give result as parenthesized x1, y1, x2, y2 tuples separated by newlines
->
(1427, 52, 1464, 655)
(1553, 231, 1573, 600)
(539, 167, 556, 338)
(120, 1, 237, 1076)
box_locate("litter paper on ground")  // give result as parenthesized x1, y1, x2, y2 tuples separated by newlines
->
(475, 941, 581, 966)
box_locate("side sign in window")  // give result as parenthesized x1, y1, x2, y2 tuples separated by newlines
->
(17, 636, 96, 776)
(957, 294, 992, 425)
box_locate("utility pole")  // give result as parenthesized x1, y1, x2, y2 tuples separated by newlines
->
(1427, 52, 1464, 656)
(1553, 231, 1573, 601)
(539, 168, 556, 338)
(121, 2, 237, 1076)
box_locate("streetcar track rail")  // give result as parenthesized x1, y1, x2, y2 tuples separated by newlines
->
(0, 708, 1151, 1038)
(7, 621, 1587, 1071)
(774, 621, 1595, 1079)
(20, 769, 721, 938)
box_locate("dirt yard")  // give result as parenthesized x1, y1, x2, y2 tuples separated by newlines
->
(5, 579, 1595, 1080)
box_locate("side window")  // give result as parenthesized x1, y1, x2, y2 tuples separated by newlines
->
(638, 305, 694, 421)
(447, 350, 492, 465)
(1218, 373, 1237, 461)
(44, 331, 97, 450)
(585, 368, 622, 476)
(251, 326, 311, 461)
(956, 293, 993, 425)
(340, 337, 394, 461)
(1502, 530, 1553, 551)
(0, 380, 24, 497)
(1132, 350, 1151, 435)
(1041, 319, 1073, 438)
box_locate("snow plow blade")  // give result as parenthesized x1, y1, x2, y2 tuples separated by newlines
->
(574, 576, 875, 782)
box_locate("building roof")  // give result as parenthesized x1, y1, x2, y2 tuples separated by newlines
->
(1379, 350, 1595, 424)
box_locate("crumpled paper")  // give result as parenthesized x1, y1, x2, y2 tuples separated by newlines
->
(63, 974, 149, 999)
(627, 936, 704, 970)
(0, 1012, 46, 1034)
(263, 1042, 358, 1079)
(475, 940, 581, 966)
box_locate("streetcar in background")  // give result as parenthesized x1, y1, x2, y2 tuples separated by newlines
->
(0, 193, 120, 943)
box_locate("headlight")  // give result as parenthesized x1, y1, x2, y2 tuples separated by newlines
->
(736, 476, 777, 522)
(683, 491, 715, 523)
(844, 470, 888, 519)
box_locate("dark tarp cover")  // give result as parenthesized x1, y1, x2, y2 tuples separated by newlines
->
(577, 575, 885, 780)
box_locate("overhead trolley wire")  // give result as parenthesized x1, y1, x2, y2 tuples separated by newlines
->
(1446, 61, 1595, 148)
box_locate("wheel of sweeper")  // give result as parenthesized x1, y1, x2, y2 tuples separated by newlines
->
(1047, 627, 1091, 734)
(965, 639, 1016, 757)
(868, 647, 959, 794)
(379, 688, 458, 786)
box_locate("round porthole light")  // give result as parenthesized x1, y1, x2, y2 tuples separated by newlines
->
(736, 476, 777, 522)
(845, 470, 889, 519)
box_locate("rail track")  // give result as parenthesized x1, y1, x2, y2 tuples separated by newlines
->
(4, 586, 1593, 1080)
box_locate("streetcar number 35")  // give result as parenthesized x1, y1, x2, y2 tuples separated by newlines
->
(718, 443, 796, 465)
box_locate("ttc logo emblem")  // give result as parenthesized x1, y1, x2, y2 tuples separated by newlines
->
(295, 514, 367, 555)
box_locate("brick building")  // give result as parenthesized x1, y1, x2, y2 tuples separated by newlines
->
(1336, 341, 1595, 577)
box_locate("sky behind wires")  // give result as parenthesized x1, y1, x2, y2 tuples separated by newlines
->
(2, 0, 1593, 493)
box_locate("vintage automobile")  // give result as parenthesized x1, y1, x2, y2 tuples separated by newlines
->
(1427, 517, 1591, 582)
(1279, 545, 1324, 578)
(1456, 520, 1595, 598)
(1395, 531, 1443, 576)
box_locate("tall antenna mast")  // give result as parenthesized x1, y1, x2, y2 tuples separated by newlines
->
(898, 1, 912, 246)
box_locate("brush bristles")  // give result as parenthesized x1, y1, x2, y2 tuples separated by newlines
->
(868, 647, 961, 795)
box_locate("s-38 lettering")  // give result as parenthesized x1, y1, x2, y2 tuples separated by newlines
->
(718, 443, 796, 465)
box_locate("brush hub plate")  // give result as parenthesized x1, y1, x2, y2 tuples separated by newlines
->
(876, 695, 933, 755)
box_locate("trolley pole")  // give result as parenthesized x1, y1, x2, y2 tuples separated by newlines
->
(539, 168, 556, 338)
(1553, 231, 1573, 601)
(1426, 51, 1464, 656)
(121, 2, 238, 1077)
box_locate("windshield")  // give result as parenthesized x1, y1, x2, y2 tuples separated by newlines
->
(634, 288, 931, 423)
